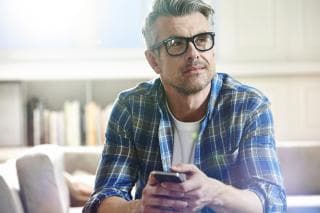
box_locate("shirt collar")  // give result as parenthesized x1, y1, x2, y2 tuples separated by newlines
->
(156, 73, 223, 120)
(155, 73, 223, 170)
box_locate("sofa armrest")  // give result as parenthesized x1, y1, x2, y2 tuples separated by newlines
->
(0, 159, 24, 213)
(16, 145, 70, 213)
(63, 146, 102, 175)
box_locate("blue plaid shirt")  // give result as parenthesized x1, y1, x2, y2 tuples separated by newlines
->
(83, 73, 286, 213)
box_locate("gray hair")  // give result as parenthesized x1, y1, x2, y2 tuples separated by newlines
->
(142, 0, 214, 49)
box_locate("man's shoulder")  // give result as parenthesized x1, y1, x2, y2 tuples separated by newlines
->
(118, 78, 160, 101)
(218, 73, 269, 104)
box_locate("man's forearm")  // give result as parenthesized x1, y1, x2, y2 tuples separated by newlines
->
(98, 196, 141, 213)
(97, 185, 262, 213)
(209, 183, 263, 213)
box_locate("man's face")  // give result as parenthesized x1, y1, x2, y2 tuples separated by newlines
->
(149, 12, 215, 95)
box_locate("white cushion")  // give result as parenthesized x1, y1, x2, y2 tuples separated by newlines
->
(287, 195, 320, 207)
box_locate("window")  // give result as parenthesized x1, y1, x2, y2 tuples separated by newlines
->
(0, 0, 152, 50)
(0, 0, 214, 79)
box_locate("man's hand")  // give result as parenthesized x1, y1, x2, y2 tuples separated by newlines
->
(97, 164, 262, 213)
(161, 164, 263, 213)
(160, 164, 225, 212)
(141, 171, 189, 212)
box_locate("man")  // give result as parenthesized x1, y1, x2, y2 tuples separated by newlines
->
(83, 0, 286, 212)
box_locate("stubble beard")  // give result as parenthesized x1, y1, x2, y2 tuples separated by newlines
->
(168, 66, 215, 95)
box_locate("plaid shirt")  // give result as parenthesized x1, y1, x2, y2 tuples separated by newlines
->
(83, 73, 286, 213)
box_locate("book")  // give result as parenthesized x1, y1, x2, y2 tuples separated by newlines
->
(64, 101, 81, 146)
(27, 98, 45, 146)
(85, 102, 99, 146)
(49, 111, 65, 146)
(26, 97, 112, 147)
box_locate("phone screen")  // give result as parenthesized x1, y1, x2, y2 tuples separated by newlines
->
(151, 171, 186, 183)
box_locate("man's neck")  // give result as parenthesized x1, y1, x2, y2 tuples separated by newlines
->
(165, 84, 211, 122)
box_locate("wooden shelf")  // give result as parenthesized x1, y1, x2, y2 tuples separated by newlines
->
(0, 60, 155, 80)
(1, 61, 320, 81)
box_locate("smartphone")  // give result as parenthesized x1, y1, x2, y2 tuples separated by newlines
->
(151, 171, 186, 183)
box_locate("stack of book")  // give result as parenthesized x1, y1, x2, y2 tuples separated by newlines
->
(27, 98, 112, 146)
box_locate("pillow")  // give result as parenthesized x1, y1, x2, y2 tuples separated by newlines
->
(64, 171, 93, 207)
(16, 145, 69, 213)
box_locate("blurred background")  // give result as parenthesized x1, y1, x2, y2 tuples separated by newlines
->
(0, 0, 320, 145)
(0, 0, 320, 147)
(0, 0, 320, 212)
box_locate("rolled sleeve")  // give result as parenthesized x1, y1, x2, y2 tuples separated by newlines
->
(248, 179, 287, 213)
(82, 187, 130, 213)
(240, 101, 287, 212)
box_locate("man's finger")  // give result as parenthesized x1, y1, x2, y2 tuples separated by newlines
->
(171, 163, 199, 174)
(148, 172, 158, 186)
(146, 197, 188, 210)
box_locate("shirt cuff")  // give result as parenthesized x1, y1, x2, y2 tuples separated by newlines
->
(246, 179, 287, 213)
(82, 187, 130, 213)
(248, 187, 266, 212)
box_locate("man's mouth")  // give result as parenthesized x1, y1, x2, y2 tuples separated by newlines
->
(183, 65, 205, 73)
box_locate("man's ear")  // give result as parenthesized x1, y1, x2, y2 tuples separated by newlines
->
(145, 50, 161, 74)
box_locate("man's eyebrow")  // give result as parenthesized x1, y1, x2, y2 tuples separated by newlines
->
(168, 31, 210, 39)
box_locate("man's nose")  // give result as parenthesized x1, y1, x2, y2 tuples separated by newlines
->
(184, 42, 200, 60)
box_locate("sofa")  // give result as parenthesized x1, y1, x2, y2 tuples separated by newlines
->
(0, 141, 320, 213)
(0, 144, 100, 213)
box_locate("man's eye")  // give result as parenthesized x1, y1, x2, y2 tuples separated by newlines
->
(195, 36, 209, 44)
(168, 39, 184, 48)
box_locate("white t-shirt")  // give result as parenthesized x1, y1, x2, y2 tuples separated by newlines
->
(167, 103, 202, 165)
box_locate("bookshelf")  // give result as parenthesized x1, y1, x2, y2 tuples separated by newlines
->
(0, 69, 154, 147)
(1, 61, 320, 147)
(0, 82, 23, 146)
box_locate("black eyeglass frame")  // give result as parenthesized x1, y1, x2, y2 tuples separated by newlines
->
(150, 32, 215, 56)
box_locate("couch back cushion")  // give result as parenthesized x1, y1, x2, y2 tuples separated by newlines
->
(277, 142, 320, 195)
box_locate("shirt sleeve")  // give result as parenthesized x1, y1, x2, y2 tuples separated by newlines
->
(239, 100, 287, 213)
(83, 97, 138, 213)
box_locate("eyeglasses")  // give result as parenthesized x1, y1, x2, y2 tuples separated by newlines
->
(151, 32, 215, 56)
